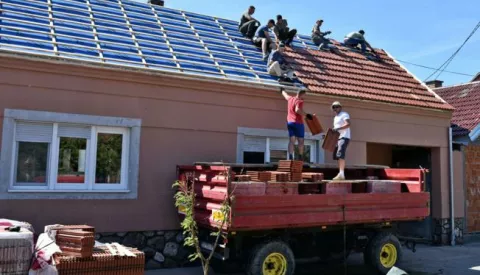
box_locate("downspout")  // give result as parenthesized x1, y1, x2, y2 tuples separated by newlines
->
(449, 127, 455, 246)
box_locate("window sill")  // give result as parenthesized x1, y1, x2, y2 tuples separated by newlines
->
(8, 189, 131, 193)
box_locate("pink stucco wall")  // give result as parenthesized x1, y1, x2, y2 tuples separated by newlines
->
(0, 55, 453, 232)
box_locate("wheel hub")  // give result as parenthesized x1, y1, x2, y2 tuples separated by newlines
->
(263, 253, 287, 275)
(379, 243, 397, 268)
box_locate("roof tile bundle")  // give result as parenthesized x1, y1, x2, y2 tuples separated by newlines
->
(269, 171, 291, 182)
(302, 172, 325, 182)
(277, 160, 304, 173)
(54, 246, 145, 275)
(234, 175, 252, 181)
(56, 229, 95, 258)
(322, 129, 340, 152)
(246, 171, 271, 182)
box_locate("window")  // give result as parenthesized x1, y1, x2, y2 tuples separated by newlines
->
(1, 109, 141, 198)
(10, 123, 130, 191)
(237, 127, 324, 164)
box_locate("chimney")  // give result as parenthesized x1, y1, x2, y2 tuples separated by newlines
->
(425, 80, 443, 89)
(149, 0, 164, 6)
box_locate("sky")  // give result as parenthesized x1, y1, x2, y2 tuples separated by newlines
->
(136, 0, 480, 86)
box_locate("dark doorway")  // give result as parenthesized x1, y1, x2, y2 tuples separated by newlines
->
(392, 145, 433, 242)
(243, 152, 264, 164)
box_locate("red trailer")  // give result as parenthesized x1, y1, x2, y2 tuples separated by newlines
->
(176, 162, 429, 275)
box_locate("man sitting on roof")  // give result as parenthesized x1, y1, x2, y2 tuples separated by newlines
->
(253, 19, 276, 61)
(344, 30, 376, 54)
(273, 15, 297, 47)
(267, 42, 295, 83)
(311, 19, 332, 50)
(239, 5, 260, 39)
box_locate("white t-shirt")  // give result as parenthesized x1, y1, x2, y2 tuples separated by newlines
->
(334, 111, 351, 139)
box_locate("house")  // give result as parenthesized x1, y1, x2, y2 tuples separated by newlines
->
(0, 0, 456, 260)
(433, 76, 480, 235)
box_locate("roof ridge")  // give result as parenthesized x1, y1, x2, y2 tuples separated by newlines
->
(435, 81, 480, 90)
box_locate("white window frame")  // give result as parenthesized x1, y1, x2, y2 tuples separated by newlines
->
(237, 127, 325, 164)
(0, 109, 142, 199)
(90, 126, 130, 190)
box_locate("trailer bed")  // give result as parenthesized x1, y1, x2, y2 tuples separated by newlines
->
(177, 163, 430, 232)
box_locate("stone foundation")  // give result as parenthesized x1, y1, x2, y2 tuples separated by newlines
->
(95, 230, 195, 270)
(433, 217, 465, 245)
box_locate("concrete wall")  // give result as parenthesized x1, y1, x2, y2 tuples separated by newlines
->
(0, 56, 453, 232)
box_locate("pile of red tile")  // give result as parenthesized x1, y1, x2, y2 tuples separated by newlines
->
(277, 160, 303, 182)
(246, 171, 272, 182)
(54, 245, 144, 275)
(302, 172, 325, 182)
(50, 225, 145, 274)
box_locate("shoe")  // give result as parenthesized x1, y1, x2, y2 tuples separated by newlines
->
(332, 174, 345, 181)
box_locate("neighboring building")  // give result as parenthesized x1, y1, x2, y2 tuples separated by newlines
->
(0, 0, 455, 251)
(434, 77, 480, 234)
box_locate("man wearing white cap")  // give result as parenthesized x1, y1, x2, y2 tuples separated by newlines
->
(331, 101, 351, 180)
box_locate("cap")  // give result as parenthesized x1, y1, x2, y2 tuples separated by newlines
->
(331, 101, 342, 108)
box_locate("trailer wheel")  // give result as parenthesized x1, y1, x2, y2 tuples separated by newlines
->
(364, 232, 402, 274)
(247, 241, 295, 275)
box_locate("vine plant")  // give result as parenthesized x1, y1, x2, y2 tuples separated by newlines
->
(173, 164, 233, 275)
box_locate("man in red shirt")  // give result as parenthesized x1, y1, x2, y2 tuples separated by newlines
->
(281, 88, 311, 161)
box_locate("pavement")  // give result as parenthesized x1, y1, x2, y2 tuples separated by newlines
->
(145, 242, 480, 275)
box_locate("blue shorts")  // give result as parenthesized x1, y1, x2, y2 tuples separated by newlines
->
(333, 138, 350, 160)
(287, 122, 305, 138)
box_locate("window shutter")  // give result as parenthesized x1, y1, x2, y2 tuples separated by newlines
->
(269, 138, 288, 151)
(58, 125, 91, 139)
(243, 136, 266, 152)
(15, 122, 53, 142)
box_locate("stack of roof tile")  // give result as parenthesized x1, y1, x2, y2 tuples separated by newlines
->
(55, 229, 95, 258)
(54, 245, 145, 275)
(302, 173, 325, 182)
(277, 160, 303, 182)
(269, 171, 291, 182)
(246, 171, 271, 182)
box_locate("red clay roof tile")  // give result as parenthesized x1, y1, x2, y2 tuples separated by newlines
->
(435, 81, 480, 136)
(285, 46, 453, 111)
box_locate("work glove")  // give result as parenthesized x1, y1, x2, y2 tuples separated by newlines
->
(306, 114, 313, 120)
(326, 31, 332, 35)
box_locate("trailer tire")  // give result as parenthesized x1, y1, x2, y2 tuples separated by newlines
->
(247, 240, 295, 275)
(364, 232, 402, 274)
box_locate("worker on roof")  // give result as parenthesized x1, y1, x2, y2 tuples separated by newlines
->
(273, 15, 297, 47)
(331, 101, 351, 181)
(253, 19, 276, 61)
(311, 19, 332, 50)
(281, 88, 312, 161)
(267, 42, 295, 83)
(344, 30, 375, 54)
(239, 5, 260, 39)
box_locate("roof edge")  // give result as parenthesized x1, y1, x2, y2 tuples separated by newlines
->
(434, 80, 480, 90)
(384, 50, 451, 107)
(0, 50, 306, 93)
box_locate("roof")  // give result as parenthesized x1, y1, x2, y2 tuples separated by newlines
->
(472, 72, 480, 82)
(0, 0, 452, 111)
(435, 81, 480, 139)
(284, 45, 453, 111)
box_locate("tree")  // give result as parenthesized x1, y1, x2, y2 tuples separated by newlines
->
(172, 166, 232, 275)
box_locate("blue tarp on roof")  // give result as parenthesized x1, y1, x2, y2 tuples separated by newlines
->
(0, 0, 311, 86)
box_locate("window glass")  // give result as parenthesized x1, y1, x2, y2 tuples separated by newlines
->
(95, 133, 123, 184)
(15, 142, 49, 185)
(57, 137, 87, 183)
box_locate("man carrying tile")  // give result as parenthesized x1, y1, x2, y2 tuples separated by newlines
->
(344, 30, 375, 54)
(273, 15, 297, 47)
(267, 42, 295, 83)
(311, 19, 332, 50)
(253, 19, 276, 60)
(281, 88, 313, 161)
(238, 5, 260, 39)
(331, 101, 351, 180)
